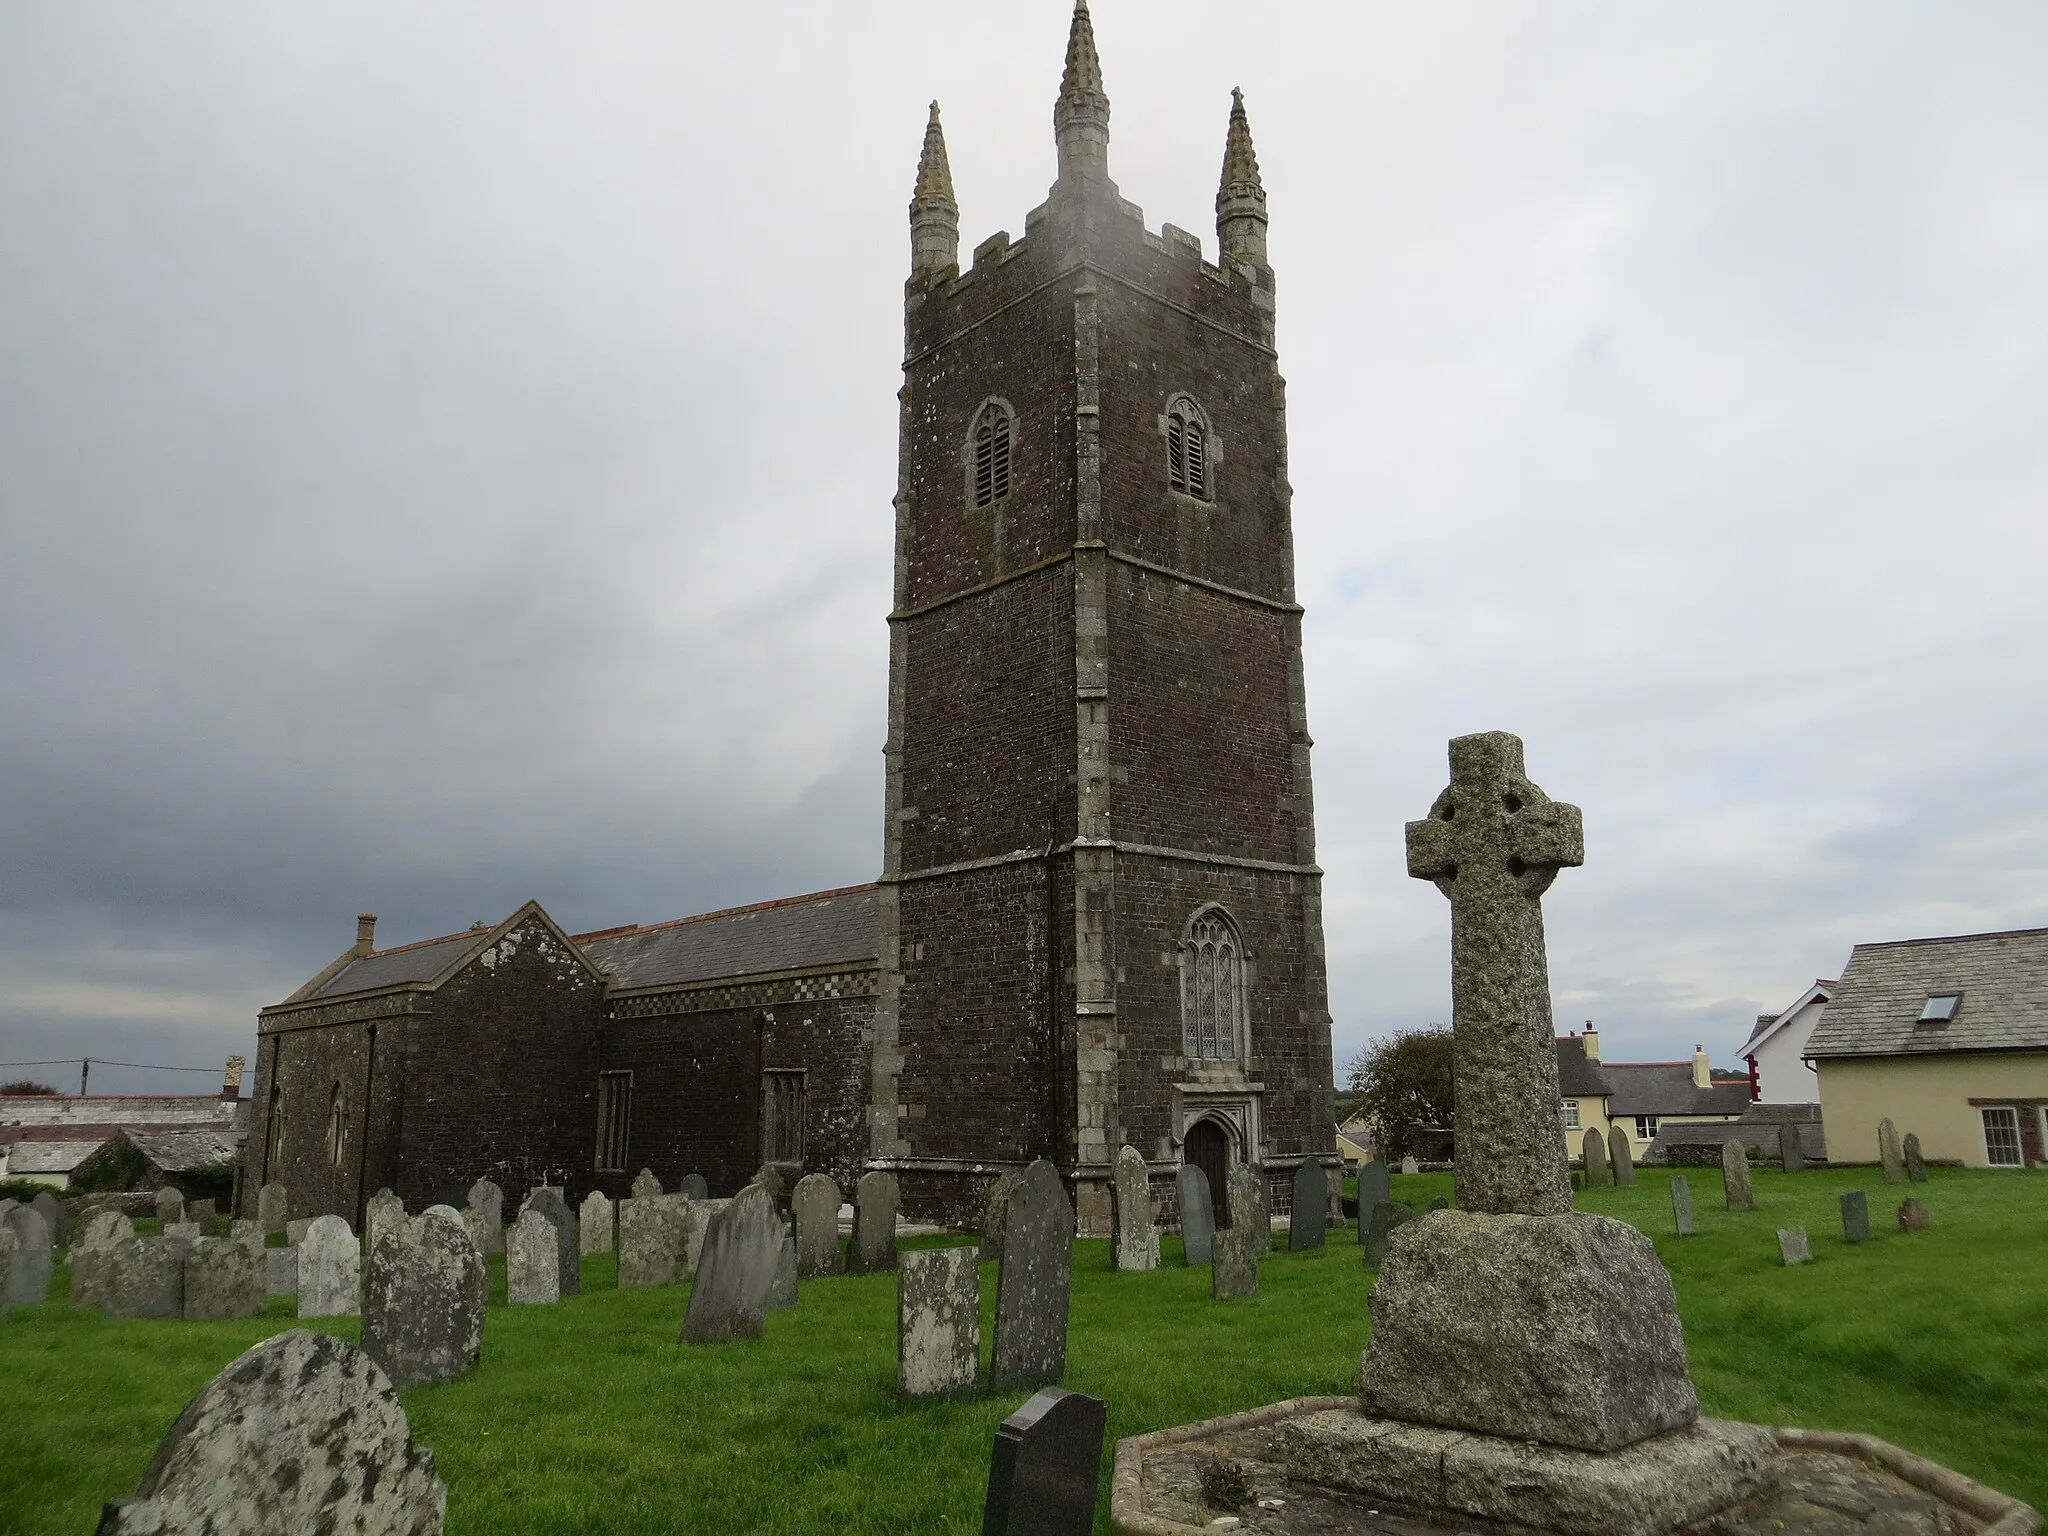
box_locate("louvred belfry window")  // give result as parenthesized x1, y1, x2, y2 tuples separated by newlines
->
(973, 403, 1012, 507)
(1181, 909, 1245, 1061)
(1166, 397, 1210, 499)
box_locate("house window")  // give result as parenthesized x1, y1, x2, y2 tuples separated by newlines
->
(1180, 908, 1246, 1061)
(1982, 1106, 2023, 1168)
(971, 402, 1012, 507)
(1634, 1115, 1659, 1142)
(763, 1070, 806, 1164)
(595, 1071, 633, 1172)
(325, 1083, 348, 1168)
(1561, 1100, 1580, 1131)
(1165, 396, 1210, 499)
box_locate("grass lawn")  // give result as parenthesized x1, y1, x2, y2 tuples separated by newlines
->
(4, 1166, 2044, 1534)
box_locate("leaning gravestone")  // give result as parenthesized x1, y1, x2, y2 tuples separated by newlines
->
(154, 1187, 184, 1225)
(299, 1215, 362, 1318)
(109, 1236, 190, 1319)
(618, 1194, 688, 1288)
(1671, 1174, 1695, 1235)
(579, 1191, 614, 1257)
(519, 1187, 580, 1297)
(849, 1170, 900, 1275)
(32, 1190, 66, 1247)
(1608, 1124, 1636, 1187)
(1288, 1158, 1329, 1252)
(979, 1169, 1024, 1263)
(898, 1246, 979, 1400)
(1778, 1226, 1812, 1266)
(183, 1237, 266, 1320)
(1355, 1159, 1390, 1234)
(93, 1328, 446, 1535)
(1582, 1127, 1610, 1187)
(631, 1168, 662, 1202)
(507, 1209, 560, 1306)
(1361, 1200, 1412, 1267)
(1878, 1117, 1906, 1184)
(1722, 1138, 1755, 1211)
(750, 1164, 785, 1205)
(2, 1205, 53, 1305)
(257, 1181, 288, 1235)
(766, 1228, 798, 1312)
(367, 1189, 406, 1252)
(981, 1386, 1106, 1536)
(362, 1207, 486, 1388)
(1173, 1164, 1215, 1264)
(679, 1172, 709, 1201)
(465, 1178, 504, 1256)
(1779, 1121, 1805, 1174)
(991, 1158, 1073, 1392)
(1898, 1197, 1930, 1231)
(681, 1183, 782, 1344)
(265, 1246, 298, 1297)
(1112, 1144, 1160, 1270)
(71, 1211, 135, 1310)
(1903, 1132, 1928, 1183)
(1840, 1190, 1871, 1244)
(791, 1173, 842, 1278)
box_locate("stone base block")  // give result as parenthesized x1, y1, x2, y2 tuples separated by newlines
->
(1280, 1409, 1776, 1536)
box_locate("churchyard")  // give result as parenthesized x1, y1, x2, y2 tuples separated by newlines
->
(2, 1162, 2043, 1534)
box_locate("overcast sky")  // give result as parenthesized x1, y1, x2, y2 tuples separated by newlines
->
(2, 3, 2044, 1097)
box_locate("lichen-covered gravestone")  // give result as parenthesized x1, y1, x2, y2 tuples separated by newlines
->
(507, 1209, 560, 1306)
(1670, 1174, 1695, 1236)
(1903, 1131, 1927, 1183)
(367, 1189, 406, 1252)
(1607, 1124, 1636, 1187)
(71, 1211, 135, 1310)
(518, 1187, 580, 1297)
(979, 1169, 1023, 1263)
(1288, 1158, 1328, 1252)
(849, 1169, 900, 1275)
(681, 1183, 782, 1344)
(1778, 1226, 1812, 1266)
(766, 1227, 798, 1312)
(1778, 1120, 1805, 1174)
(94, 1328, 446, 1535)
(1174, 1164, 1214, 1264)
(898, 1247, 979, 1399)
(183, 1237, 266, 1320)
(230, 1218, 265, 1257)
(618, 1194, 687, 1288)
(991, 1158, 1073, 1392)
(362, 1206, 486, 1389)
(579, 1191, 614, 1257)
(1211, 1206, 1261, 1301)
(631, 1168, 662, 1202)
(465, 1178, 504, 1256)
(980, 1387, 1106, 1536)
(154, 1187, 184, 1225)
(109, 1236, 190, 1319)
(1361, 1201, 1411, 1268)
(2, 1205, 53, 1305)
(1878, 1117, 1906, 1184)
(1721, 1138, 1755, 1211)
(299, 1215, 362, 1318)
(1582, 1127, 1609, 1188)
(1840, 1190, 1871, 1244)
(791, 1173, 842, 1278)
(257, 1181, 288, 1235)
(32, 1190, 66, 1247)
(265, 1246, 298, 1297)
(1111, 1145, 1159, 1269)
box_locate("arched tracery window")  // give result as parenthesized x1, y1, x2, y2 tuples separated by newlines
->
(1166, 396, 1210, 500)
(1180, 907, 1246, 1060)
(325, 1082, 348, 1168)
(971, 402, 1013, 508)
(264, 1080, 285, 1171)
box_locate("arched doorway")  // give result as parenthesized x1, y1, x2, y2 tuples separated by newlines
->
(1184, 1118, 1233, 1229)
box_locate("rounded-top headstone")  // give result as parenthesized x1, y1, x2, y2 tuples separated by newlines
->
(991, 1159, 1074, 1392)
(2, 1205, 53, 1306)
(94, 1328, 446, 1535)
(464, 1178, 504, 1257)
(1287, 1159, 1328, 1252)
(367, 1189, 407, 1252)
(299, 1215, 362, 1319)
(31, 1191, 66, 1247)
(1582, 1127, 1610, 1187)
(1607, 1124, 1636, 1187)
(1174, 1164, 1215, 1264)
(1112, 1145, 1160, 1270)
(850, 1170, 900, 1275)
(578, 1190, 615, 1256)
(256, 1181, 288, 1235)
(362, 1207, 486, 1389)
(678, 1173, 709, 1201)
(507, 1209, 561, 1306)
(791, 1173, 842, 1279)
(154, 1187, 184, 1225)
(518, 1186, 580, 1296)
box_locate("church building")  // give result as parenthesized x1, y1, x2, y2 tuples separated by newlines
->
(238, 4, 1335, 1237)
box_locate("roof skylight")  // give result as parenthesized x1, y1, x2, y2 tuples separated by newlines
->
(1916, 993, 1962, 1024)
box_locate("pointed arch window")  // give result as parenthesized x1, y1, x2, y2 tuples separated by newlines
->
(264, 1079, 285, 1172)
(1166, 396, 1210, 500)
(1180, 907, 1246, 1061)
(325, 1082, 348, 1168)
(971, 402, 1013, 508)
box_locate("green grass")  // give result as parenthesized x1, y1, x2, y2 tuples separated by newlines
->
(3, 1167, 2043, 1534)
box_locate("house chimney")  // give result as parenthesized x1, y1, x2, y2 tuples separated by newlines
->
(222, 1054, 245, 1101)
(355, 913, 377, 957)
(1581, 1024, 1600, 1062)
(1692, 1044, 1711, 1089)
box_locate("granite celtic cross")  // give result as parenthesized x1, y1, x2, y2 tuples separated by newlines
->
(1406, 732, 1583, 1216)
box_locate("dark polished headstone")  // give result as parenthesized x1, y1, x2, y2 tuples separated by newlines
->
(1779, 1121, 1805, 1174)
(980, 1387, 1106, 1536)
(1840, 1190, 1871, 1244)
(991, 1159, 1073, 1392)
(1287, 1160, 1328, 1252)
(1174, 1164, 1214, 1264)
(1361, 1201, 1412, 1268)
(850, 1170, 900, 1275)
(1355, 1160, 1390, 1239)
(1608, 1124, 1636, 1187)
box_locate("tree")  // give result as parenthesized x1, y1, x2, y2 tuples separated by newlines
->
(1345, 1027, 1455, 1162)
(1, 1080, 59, 1095)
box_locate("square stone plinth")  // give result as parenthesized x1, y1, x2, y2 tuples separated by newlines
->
(1279, 1409, 1778, 1536)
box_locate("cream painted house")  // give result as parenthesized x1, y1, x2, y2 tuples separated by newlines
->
(1805, 926, 2048, 1169)
(1557, 1028, 1749, 1162)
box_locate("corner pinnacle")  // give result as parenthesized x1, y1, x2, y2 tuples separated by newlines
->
(1218, 86, 1263, 200)
(913, 100, 956, 210)
(1060, 0, 1108, 109)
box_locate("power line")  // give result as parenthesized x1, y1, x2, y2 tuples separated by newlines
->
(0, 1058, 219, 1073)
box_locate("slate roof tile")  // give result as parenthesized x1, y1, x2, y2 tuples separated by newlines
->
(1804, 927, 2048, 1058)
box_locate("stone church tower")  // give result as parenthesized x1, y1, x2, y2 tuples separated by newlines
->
(869, 2, 1335, 1232)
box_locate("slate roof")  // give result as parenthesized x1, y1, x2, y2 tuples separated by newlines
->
(307, 931, 484, 1000)
(1804, 927, 2048, 1059)
(580, 885, 879, 992)
(125, 1128, 243, 1173)
(4, 1140, 97, 1175)
(1602, 1062, 1750, 1118)
(1555, 1036, 1613, 1098)
(1647, 1103, 1827, 1164)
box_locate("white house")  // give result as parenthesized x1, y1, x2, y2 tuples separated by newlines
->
(1737, 980, 1834, 1103)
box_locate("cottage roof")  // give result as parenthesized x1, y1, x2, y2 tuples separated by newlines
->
(1600, 1062, 1749, 1118)
(1737, 980, 1834, 1059)
(124, 1127, 242, 1173)
(1554, 1036, 1612, 1098)
(3, 1140, 96, 1174)
(306, 931, 482, 1000)
(580, 885, 879, 992)
(1804, 926, 2048, 1059)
